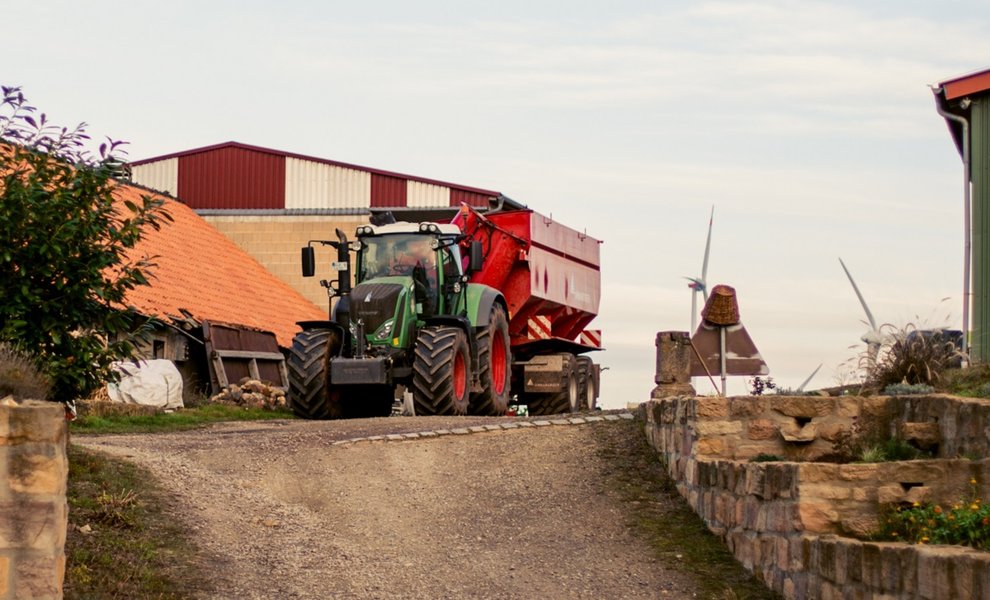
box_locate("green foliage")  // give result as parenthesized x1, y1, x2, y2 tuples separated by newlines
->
(0, 341, 50, 399)
(883, 382, 935, 396)
(71, 403, 294, 434)
(0, 86, 171, 401)
(864, 323, 962, 392)
(877, 479, 990, 549)
(828, 415, 929, 464)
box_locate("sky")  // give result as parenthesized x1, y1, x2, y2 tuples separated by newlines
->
(6, 1, 990, 408)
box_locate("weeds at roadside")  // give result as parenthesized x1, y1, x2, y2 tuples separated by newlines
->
(65, 445, 208, 599)
(593, 420, 779, 599)
(71, 403, 294, 434)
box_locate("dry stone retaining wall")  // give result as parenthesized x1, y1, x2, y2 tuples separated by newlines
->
(0, 400, 67, 600)
(640, 395, 990, 599)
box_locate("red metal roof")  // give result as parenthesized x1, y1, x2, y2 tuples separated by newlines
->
(116, 183, 325, 347)
(131, 141, 501, 198)
(938, 67, 990, 100)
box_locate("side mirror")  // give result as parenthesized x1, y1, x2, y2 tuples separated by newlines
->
(468, 241, 483, 273)
(301, 246, 315, 277)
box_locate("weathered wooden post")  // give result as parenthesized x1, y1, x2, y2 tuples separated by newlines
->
(652, 331, 696, 398)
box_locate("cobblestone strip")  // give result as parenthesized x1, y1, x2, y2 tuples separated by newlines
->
(335, 412, 636, 446)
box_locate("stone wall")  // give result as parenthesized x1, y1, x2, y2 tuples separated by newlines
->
(641, 395, 990, 599)
(0, 400, 67, 600)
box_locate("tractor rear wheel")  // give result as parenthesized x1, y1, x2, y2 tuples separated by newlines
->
(287, 329, 345, 419)
(576, 355, 598, 411)
(412, 326, 471, 416)
(526, 353, 578, 416)
(470, 304, 511, 416)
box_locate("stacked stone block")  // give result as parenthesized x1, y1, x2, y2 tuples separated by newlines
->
(0, 401, 67, 600)
(640, 395, 990, 599)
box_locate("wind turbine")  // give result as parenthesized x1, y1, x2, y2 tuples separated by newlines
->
(838, 257, 886, 365)
(796, 363, 823, 393)
(685, 206, 714, 333)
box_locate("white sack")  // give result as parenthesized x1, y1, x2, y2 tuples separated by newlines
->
(107, 359, 184, 409)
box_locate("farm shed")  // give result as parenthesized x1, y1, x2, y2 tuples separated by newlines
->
(129, 141, 506, 312)
(935, 67, 990, 362)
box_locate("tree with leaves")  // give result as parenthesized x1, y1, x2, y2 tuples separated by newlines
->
(0, 86, 171, 401)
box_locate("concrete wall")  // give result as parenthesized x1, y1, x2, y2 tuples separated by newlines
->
(203, 215, 368, 313)
(0, 400, 67, 600)
(641, 395, 990, 599)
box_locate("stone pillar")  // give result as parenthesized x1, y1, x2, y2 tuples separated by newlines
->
(652, 331, 696, 398)
(0, 400, 68, 600)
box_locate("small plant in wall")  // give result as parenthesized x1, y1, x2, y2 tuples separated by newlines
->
(877, 479, 990, 550)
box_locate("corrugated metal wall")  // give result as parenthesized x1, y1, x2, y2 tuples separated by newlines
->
(407, 180, 450, 207)
(131, 158, 179, 197)
(371, 173, 408, 207)
(284, 157, 371, 210)
(178, 146, 285, 209)
(450, 188, 492, 208)
(972, 98, 990, 361)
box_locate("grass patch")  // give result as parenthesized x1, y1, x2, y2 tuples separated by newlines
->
(65, 445, 208, 599)
(594, 420, 778, 599)
(71, 403, 294, 434)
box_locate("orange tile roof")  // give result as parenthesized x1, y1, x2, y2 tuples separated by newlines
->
(117, 183, 325, 347)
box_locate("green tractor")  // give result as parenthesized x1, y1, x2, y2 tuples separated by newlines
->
(287, 221, 511, 419)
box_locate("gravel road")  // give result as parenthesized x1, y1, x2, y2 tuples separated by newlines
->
(77, 415, 702, 599)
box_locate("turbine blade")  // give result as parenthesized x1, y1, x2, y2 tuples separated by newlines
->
(797, 363, 823, 392)
(701, 206, 714, 282)
(838, 257, 878, 331)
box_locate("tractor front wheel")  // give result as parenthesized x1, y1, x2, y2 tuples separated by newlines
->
(287, 329, 345, 419)
(412, 326, 471, 416)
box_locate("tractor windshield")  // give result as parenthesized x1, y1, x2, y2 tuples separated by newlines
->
(358, 233, 438, 283)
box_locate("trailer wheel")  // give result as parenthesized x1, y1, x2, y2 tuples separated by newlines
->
(470, 304, 511, 416)
(526, 353, 578, 415)
(576, 356, 598, 411)
(412, 326, 471, 416)
(287, 329, 345, 419)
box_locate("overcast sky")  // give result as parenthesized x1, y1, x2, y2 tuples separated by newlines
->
(7, 1, 989, 407)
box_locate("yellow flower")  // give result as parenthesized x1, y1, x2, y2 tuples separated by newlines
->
(971, 504, 980, 511)
(920, 537, 929, 544)
(913, 501, 921, 507)
(934, 506, 943, 514)
(971, 478, 978, 485)
(948, 515, 955, 521)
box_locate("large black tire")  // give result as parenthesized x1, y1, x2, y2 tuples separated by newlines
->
(412, 326, 471, 416)
(526, 353, 578, 416)
(469, 304, 511, 416)
(287, 329, 345, 419)
(576, 355, 598, 411)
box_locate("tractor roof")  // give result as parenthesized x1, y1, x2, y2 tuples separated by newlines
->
(357, 222, 461, 236)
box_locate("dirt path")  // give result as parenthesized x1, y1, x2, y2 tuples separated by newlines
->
(78, 416, 701, 599)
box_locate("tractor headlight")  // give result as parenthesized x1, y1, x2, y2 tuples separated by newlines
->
(374, 319, 394, 341)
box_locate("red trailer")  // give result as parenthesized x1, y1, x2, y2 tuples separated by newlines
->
(455, 204, 603, 413)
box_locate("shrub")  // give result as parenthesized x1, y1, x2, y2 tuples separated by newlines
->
(864, 323, 962, 392)
(0, 85, 170, 401)
(877, 479, 990, 549)
(0, 342, 50, 400)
